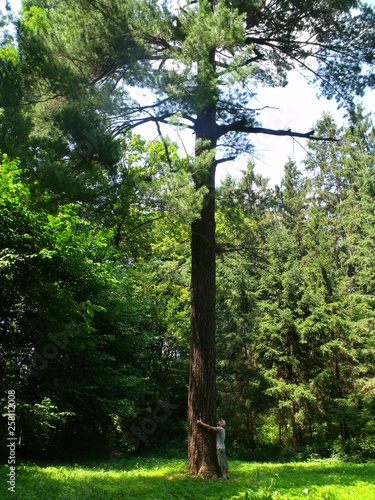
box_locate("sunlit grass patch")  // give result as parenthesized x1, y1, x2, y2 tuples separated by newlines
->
(2, 456, 375, 499)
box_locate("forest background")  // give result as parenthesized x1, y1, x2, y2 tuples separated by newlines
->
(1, 0, 375, 467)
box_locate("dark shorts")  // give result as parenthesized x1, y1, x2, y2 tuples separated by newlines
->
(216, 448, 228, 468)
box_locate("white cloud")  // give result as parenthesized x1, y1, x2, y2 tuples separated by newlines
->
(2, 0, 21, 13)
(218, 69, 374, 187)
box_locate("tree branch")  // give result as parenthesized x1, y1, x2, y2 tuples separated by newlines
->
(215, 156, 236, 166)
(112, 112, 195, 136)
(244, 37, 350, 105)
(217, 123, 338, 142)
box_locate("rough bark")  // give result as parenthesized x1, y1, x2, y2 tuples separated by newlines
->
(187, 105, 220, 477)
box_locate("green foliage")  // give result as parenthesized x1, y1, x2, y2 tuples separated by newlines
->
(213, 111, 375, 460)
(2, 0, 375, 467)
(2, 457, 375, 499)
(16, 398, 75, 456)
(0, 150, 189, 457)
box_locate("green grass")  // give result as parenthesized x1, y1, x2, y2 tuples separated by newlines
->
(2, 456, 375, 499)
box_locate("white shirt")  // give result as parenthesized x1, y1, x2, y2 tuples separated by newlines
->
(216, 427, 226, 450)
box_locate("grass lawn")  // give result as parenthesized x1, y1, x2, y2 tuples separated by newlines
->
(2, 456, 375, 499)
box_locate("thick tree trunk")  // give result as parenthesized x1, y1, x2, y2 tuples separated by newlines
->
(187, 105, 220, 477)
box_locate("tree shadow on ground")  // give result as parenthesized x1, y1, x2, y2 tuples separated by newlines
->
(4, 459, 375, 500)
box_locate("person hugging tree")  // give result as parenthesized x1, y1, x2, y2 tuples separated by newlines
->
(197, 418, 229, 479)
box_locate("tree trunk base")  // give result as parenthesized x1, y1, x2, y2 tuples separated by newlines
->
(198, 463, 219, 479)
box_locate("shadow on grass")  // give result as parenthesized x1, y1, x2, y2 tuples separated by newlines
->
(2, 458, 375, 499)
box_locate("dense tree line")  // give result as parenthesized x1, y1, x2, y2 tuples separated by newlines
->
(2, 109, 375, 460)
(0, 144, 192, 457)
(1, 0, 375, 467)
(216, 109, 375, 460)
